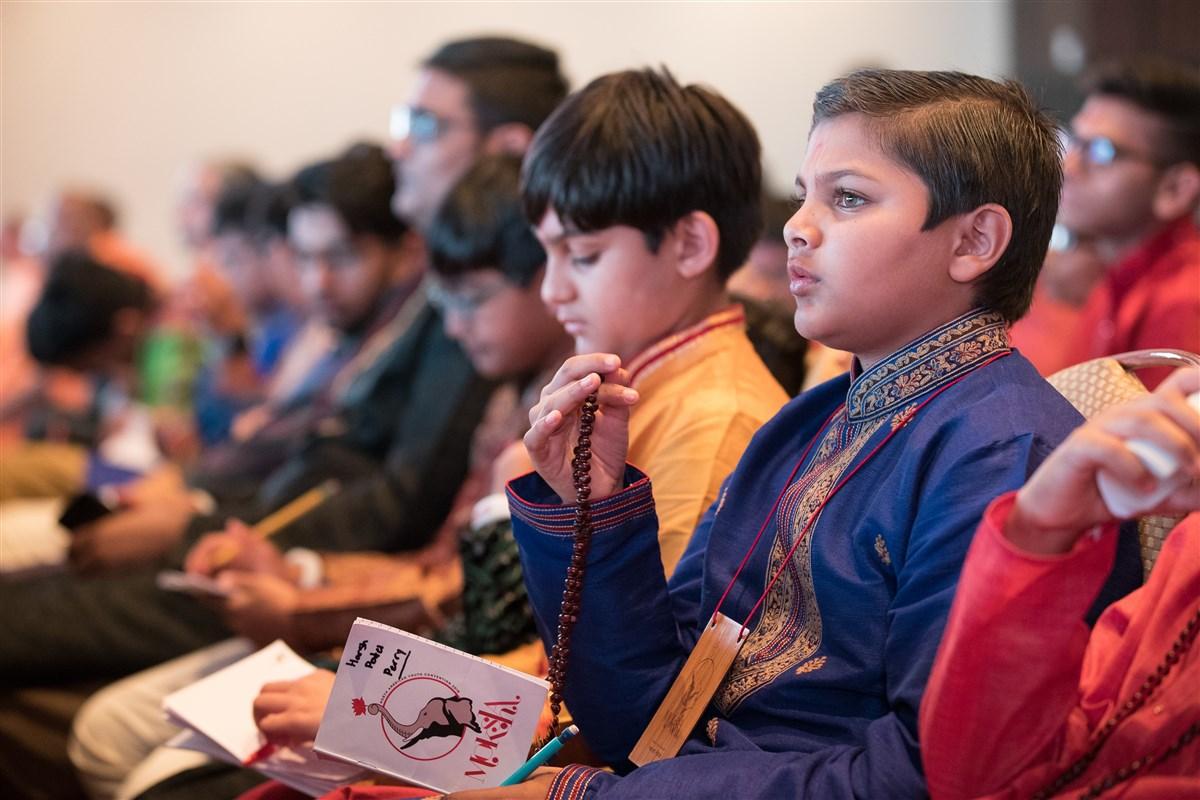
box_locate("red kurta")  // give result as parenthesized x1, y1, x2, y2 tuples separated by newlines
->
(1066, 217, 1200, 389)
(920, 494, 1200, 799)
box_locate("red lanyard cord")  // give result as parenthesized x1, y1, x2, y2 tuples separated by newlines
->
(712, 353, 1009, 638)
(708, 405, 838, 627)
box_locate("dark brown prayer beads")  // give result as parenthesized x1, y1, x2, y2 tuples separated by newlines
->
(1032, 605, 1200, 798)
(546, 391, 600, 737)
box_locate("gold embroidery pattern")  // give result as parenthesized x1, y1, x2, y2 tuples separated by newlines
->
(706, 716, 720, 746)
(846, 310, 1009, 421)
(715, 413, 886, 713)
(714, 308, 1008, 714)
(795, 656, 827, 675)
(874, 535, 892, 566)
(891, 403, 919, 431)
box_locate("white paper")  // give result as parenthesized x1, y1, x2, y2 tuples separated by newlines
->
(163, 640, 368, 796)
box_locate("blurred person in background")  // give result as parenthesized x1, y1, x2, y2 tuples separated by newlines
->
(1013, 60, 1200, 386)
(389, 36, 568, 234)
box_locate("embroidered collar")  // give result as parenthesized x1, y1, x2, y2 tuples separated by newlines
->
(625, 305, 746, 385)
(846, 309, 1010, 421)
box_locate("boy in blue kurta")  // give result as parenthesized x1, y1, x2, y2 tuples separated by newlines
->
(449, 70, 1121, 800)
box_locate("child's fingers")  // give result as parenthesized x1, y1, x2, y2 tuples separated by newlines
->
(252, 692, 291, 725)
(1156, 366, 1200, 398)
(596, 381, 639, 408)
(1097, 403, 1200, 477)
(523, 408, 565, 461)
(256, 711, 310, 743)
(538, 354, 621, 399)
(1083, 428, 1159, 489)
(531, 373, 603, 427)
(257, 679, 299, 694)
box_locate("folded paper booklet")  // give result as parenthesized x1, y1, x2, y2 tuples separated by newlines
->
(163, 640, 367, 797)
(314, 617, 549, 793)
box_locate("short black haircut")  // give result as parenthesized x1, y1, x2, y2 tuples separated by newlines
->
(212, 173, 267, 235)
(522, 67, 763, 280)
(423, 37, 568, 133)
(26, 250, 154, 366)
(427, 155, 545, 287)
(87, 195, 119, 231)
(248, 181, 297, 244)
(291, 142, 407, 243)
(813, 69, 1063, 323)
(1086, 59, 1200, 166)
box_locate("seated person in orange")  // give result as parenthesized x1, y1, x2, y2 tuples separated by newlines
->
(921, 366, 1200, 798)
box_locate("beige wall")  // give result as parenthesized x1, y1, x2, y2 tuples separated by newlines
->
(2, 1, 1012, 277)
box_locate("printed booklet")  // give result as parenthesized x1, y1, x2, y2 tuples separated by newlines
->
(313, 617, 549, 793)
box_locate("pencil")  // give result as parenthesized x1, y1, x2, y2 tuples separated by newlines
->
(210, 479, 340, 569)
(500, 724, 578, 786)
(252, 479, 340, 538)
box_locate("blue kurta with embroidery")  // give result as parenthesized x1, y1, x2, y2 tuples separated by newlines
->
(507, 311, 1084, 799)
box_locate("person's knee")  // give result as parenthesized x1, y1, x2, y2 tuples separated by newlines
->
(69, 676, 160, 793)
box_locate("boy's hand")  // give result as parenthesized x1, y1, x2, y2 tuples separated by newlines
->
(69, 500, 192, 574)
(218, 571, 299, 645)
(438, 768, 558, 799)
(1009, 367, 1200, 554)
(118, 463, 188, 507)
(252, 668, 335, 745)
(524, 354, 638, 503)
(184, 519, 289, 579)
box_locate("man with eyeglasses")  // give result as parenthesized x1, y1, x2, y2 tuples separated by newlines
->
(1049, 60, 1200, 388)
(388, 37, 569, 233)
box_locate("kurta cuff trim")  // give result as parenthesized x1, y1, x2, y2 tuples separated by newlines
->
(986, 491, 1119, 563)
(506, 466, 654, 536)
(547, 764, 603, 800)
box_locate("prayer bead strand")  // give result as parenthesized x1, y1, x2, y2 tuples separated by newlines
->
(546, 391, 599, 737)
(1032, 605, 1199, 798)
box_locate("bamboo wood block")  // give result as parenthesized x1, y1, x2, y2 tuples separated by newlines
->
(628, 612, 745, 766)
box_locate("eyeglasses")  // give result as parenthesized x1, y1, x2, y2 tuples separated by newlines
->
(389, 105, 470, 144)
(427, 278, 510, 318)
(1065, 133, 1162, 169)
(294, 244, 360, 272)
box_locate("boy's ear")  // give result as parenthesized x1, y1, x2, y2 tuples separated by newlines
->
(481, 123, 536, 157)
(948, 203, 1012, 285)
(1151, 162, 1200, 222)
(672, 211, 721, 280)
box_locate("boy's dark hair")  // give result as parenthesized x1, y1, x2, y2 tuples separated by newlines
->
(292, 142, 407, 243)
(427, 155, 545, 287)
(247, 181, 298, 244)
(26, 251, 154, 365)
(423, 37, 568, 134)
(212, 173, 267, 236)
(522, 68, 763, 280)
(1085, 59, 1200, 166)
(813, 69, 1063, 323)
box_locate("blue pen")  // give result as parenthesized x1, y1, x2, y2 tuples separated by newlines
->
(500, 724, 579, 786)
